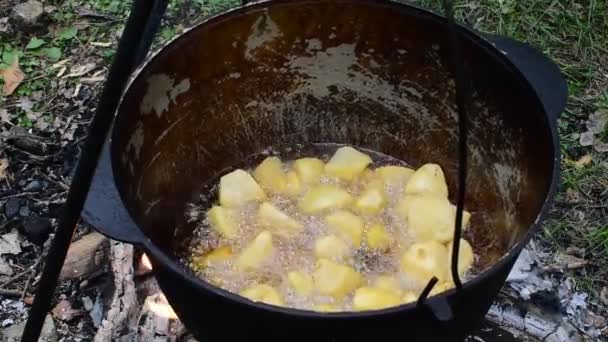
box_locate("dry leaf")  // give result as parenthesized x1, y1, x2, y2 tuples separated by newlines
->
(35, 119, 50, 131)
(579, 131, 595, 147)
(573, 154, 592, 169)
(65, 63, 96, 78)
(550, 252, 588, 270)
(0, 231, 22, 255)
(16, 97, 34, 114)
(586, 110, 608, 134)
(0, 158, 8, 180)
(0, 56, 25, 95)
(52, 299, 83, 321)
(50, 58, 70, 69)
(594, 142, 608, 153)
(0, 256, 13, 276)
(0, 108, 12, 122)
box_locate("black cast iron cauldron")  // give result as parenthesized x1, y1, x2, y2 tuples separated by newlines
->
(83, 0, 567, 340)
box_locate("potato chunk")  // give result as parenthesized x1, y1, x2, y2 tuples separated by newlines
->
(299, 185, 353, 214)
(191, 246, 232, 271)
(314, 235, 350, 261)
(365, 223, 393, 251)
(207, 206, 238, 239)
(203, 246, 232, 267)
(235, 231, 274, 271)
(253, 157, 288, 194)
(354, 188, 386, 215)
(447, 239, 474, 277)
(324, 210, 364, 247)
(240, 284, 284, 306)
(430, 282, 454, 296)
(376, 166, 415, 187)
(402, 291, 417, 304)
(404, 164, 448, 197)
(451, 205, 472, 230)
(293, 158, 325, 184)
(285, 171, 303, 197)
(374, 275, 402, 295)
(324, 147, 373, 181)
(257, 202, 303, 238)
(287, 271, 314, 296)
(353, 287, 402, 311)
(314, 304, 339, 312)
(400, 241, 449, 284)
(219, 169, 266, 207)
(397, 195, 455, 243)
(313, 259, 362, 298)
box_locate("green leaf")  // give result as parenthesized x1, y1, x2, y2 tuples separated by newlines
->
(26, 37, 45, 50)
(58, 26, 78, 40)
(44, 47, 62, 60)
(18, 116, 33, 128)
(2, 49, 19, 65)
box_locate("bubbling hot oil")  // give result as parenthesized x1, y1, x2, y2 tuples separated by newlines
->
(183, 145, 473, 312)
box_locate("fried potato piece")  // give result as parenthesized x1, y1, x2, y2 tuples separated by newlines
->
(324, 147, 373, 181)
(219, 169, 266, 207)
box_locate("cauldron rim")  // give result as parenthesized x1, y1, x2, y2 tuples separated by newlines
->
(109, 0, 561, 318)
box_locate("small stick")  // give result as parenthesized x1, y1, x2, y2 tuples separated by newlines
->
(0, 257, 42, 289)
(0, 288, 22, 297)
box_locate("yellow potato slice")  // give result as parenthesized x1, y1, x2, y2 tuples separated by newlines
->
(257, 202, 303, 238)
(235, 231, 274, 271)
(324, 146, 373, 181)
(397, 195, 455, 243)
(402, 291, 418, 304)
(365, 223, 393, 251)
(253, 157, 288, 194)
(404, 164, 448, 198)
(447, 239, 474, 277)
(400, 240, 449, 284)
(293, 158, 325, 184)
(219, 169, 266, 207)
(207, 206, 238, 239)
(314, 235, 350, 261)
(374, 275, 402, 295)
(202, 246, 232, 267)
(240, 284, 284, 306)
(191, 246, 232, 271)
(299, 185, 353, 214)
(314, 303, 339, 312)
(353, 287, 402, 311)
(287, 271, 314, 296)
(354, 188, 386, 215)
(430, 281, 454, 296)
(451, 205, 472, 230)
(285, 171, 303, 197)
(313, 259, 362, 298)
(324, 210, 364, 247)
(376, 166, 415, 187)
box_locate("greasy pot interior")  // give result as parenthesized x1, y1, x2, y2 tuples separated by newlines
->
(111, 0, 554, 272)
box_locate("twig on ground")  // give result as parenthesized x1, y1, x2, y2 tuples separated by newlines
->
(39, 172, 70, 191)
(0, 256, 43, 288)
(0, 288, 22, 297)
(0, 191, 38, 200)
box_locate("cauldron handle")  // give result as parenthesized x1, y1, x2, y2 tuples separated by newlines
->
(82, 143, 147, 244)
(484, 34, 568, 120)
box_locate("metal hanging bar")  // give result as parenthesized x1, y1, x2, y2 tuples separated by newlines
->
(21, 0, 169, 340)
(442, 0, 470, 291)
(415, 0, 470, 308)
